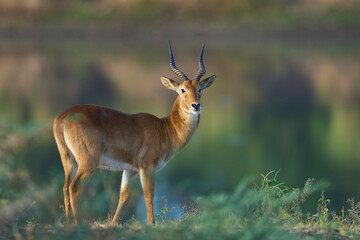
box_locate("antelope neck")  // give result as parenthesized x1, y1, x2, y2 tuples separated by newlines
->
(162, 97, 200, 150)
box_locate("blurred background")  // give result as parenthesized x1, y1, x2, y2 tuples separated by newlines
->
(0, 0, 360, 226)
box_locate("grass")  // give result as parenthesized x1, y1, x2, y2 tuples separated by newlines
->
(2, 122, 360, 239)
(2, 170, 360, 239)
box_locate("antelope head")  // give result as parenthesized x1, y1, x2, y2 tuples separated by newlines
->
(161, 41, 216, 115)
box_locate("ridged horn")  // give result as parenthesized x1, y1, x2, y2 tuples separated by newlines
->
(194, 43, 206, 81)
(168, 40, 189, 80)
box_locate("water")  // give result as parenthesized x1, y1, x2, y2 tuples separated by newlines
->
(1, 29, 360, 215)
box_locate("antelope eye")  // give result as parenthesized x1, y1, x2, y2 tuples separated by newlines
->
(181, 89, 186, 94)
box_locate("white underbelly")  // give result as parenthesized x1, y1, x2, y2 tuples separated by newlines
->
(156, 154, 175, 171)
(98, 155, 138, 172)
(98, 154, 174, 172)
(156, 158, 167, 171)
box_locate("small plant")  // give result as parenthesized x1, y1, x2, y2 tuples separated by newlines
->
(156, 196, 169, 224)
(175, 201, 200, 222)
(255, 170, 288, 195)
(156, 196, 199, 223)
(314, 190, 330, 223)
(345, 198, 360, 225)
(289, 178, 315, 220)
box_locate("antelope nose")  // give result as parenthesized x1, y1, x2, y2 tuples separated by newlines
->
(191, 103, 201, 111)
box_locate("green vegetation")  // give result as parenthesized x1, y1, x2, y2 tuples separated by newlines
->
(1, 0, 360, 28)
(0, 1, 359, 238)
(2, 125, 360, 240)
(1, 39, 360, 238)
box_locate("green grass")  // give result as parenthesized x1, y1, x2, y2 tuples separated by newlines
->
(2, 169, 360, 239)
(2, 122, 360, 239)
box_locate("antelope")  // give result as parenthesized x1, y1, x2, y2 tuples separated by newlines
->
(53, 41, 216, 225)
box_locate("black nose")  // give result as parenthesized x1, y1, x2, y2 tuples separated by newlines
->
(191, 103, 200, 110)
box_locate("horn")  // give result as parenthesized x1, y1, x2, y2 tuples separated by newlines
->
(194, 43, 206, 81)
(168, 40, 189, 80)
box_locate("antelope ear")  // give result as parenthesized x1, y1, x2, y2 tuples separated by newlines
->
(199, 74, 216, 90)
(161, 76, 180, 91)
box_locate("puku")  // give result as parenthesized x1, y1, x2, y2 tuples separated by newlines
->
(53, 41, 216, 224)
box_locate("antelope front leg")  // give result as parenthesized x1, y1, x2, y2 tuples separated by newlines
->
(111, 170, 137, 225)
(139, 167, 155, 224)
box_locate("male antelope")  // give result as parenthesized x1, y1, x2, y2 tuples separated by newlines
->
(53, 42, 216, 225)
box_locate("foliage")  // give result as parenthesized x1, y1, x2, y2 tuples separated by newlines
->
(1, 166, 360, 239)
(2, 120, 360, 239)
(1, 0, 360, 27)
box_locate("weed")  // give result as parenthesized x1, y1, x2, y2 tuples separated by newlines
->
(345, 198, 360, 225)
(255, 170, 288, 195)
(155, 196, 169, 224)
(314, 190, 331, 223)
(175, 201, 200, 222)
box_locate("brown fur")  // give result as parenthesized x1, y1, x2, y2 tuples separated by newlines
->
(54, 74, 216, 224)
